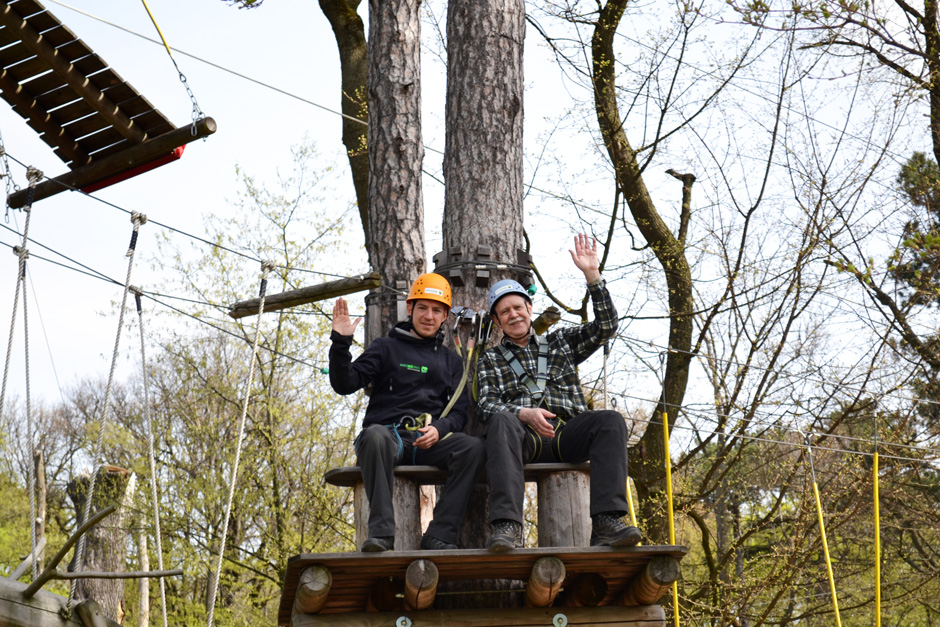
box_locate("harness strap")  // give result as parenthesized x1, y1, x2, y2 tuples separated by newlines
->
(498, 336, 550, 402)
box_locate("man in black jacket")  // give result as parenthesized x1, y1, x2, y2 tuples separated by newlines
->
(329, 273, 484, 552)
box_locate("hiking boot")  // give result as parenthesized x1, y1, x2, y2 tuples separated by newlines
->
(420, 534, 458, 550)
(487, 519, 523, 552)
(591, 513, 641, 547)
(361, 536, 395, 552)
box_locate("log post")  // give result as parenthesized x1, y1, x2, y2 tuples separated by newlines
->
(562, 572, 607, 607)
(524, 556, 565, 608)
(404, 559, 439, 610)
(292, 566, 333, 616)
(75, 599, 109, 627)
(537, 469, 591, 547)
(354, 476, 422, 550)
(622, 555, 681, 606)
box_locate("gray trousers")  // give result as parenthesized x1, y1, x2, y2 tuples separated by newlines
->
(356, 424, 485, 544)
(483, 410, 629, 524)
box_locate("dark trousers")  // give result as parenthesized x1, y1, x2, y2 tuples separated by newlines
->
(356, 424, 485, 544)
(483, 410, 629, 524)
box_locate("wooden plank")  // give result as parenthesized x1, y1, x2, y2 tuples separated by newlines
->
(0, 40, 30, 67)
(0, 3, 146, 144)
(0, 576, 83, 627)
(278, 546, 687, 624)
(292, 604, 667, 627)
(228, 273, 383, 318)
(16, 67, 63, 95)
(6, 116, 216, 207)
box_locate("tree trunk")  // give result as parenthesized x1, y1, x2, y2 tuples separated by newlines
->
(364, 0, 426, 343)
(137, 529, 150, 627)
(591, 0, 694, 545)
(67, 467, 136, 623)
(440, 0, 526, 609)
(318, 0, 369, 247)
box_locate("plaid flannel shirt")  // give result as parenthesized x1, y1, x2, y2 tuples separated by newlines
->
(477, 278, 617, 421)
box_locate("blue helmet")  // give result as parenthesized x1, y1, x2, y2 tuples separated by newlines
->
(488, 279, 531, 314)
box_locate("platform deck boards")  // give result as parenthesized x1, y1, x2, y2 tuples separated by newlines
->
(324, 463, 591, 487)
(278, 545, 687, 625)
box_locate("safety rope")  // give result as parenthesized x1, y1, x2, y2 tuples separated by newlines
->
(0, 168, 39, 580)
(139, 0, 204, 133)
(873, 418, 881, 627)
(660, 353, 679, 627)
(804, 432, 842, 627)
(133, 287, 168, 627)
(206, 260, 275, 627)
(68, 212, 147, 614)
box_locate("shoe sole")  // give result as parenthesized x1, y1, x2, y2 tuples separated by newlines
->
(361, 542, 391, 552)
(487, 539, 517, 553)
(593, 526, 642, 548)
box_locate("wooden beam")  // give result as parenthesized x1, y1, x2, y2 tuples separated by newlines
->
(622, 555, 681, 606)
(7, 117, 217, 208)
(0, 70, 89, 164)
(228, 272, 381, 319)
(0, 4, 146, 144)
(292, 605, 667, 627)
(525, 556, 565, 608)
(366, 576, 401, 612)
(403, 559, 438, 611)
(0, 577, 120, 627)
(8, 536, 47, 581)
(75, 599, 109, 627)
(292, 566, 332, 616)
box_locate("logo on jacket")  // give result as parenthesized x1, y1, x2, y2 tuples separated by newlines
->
(400, 363, 429, 373)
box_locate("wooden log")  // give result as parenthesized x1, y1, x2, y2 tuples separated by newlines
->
(354, 476, 422, 550)
(6, 118, 217, 208)
(0, 576, 84, 627)
(366, 577, 402, 612)
(537, 469, 591, 547)
(291, 604, 667, 626)
(228, 272, 382, 318)
(622, 555, 681, 606)
(524, 556, 565, 608)
(75, 599, 110, 627)
(562, 572, 608, 607)
(9, 536, 47, 581)
(292, 565, 332, 616)
(403, 559, 439, 610)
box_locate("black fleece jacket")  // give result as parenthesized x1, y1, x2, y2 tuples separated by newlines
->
(328, 321, 469, 438)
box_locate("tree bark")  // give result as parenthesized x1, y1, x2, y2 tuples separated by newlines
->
(592, 0, 694, 544)
(67, 467, 135, 623)
(439, 0, 526, 609)
(318, 0, 370, 246)
(364, 0, 426, 343)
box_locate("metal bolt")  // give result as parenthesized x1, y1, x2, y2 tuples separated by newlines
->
(396, 617, 412, 627)
(553, 613, 568, 627)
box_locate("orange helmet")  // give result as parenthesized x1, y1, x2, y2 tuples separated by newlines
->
(407, 273, 452, 309)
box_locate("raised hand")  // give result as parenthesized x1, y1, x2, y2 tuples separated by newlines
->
(332, 297, 361, 336)
(568, 233, 601, 283)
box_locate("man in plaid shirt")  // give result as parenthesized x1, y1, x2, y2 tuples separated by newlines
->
(478, 233, 641, 552)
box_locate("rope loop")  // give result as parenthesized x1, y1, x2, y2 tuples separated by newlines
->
(127, 213, 147, 256)
(26, 167, 42, 186)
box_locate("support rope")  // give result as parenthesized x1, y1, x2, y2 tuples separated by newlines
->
(874, 417, 881, 627)
(133, 287, 168, 627)
(205, 260, 275, 627)
(659, 353, 679, 627)
(68, 212, 147, 614)
(804, 433, 842, 627)
(0, 168, 40, 580)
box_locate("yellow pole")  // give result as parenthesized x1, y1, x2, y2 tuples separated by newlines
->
(874, 451, 881, 627)
(807, 436, 842, 627)
(663, 411, 679, 627)
(626, 478, 641, 546)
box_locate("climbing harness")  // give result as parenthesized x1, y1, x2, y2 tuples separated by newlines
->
(206, 260, 276, 627)
(132, 287, 169, 627)
(497, 335, 549, 404)
(68, 211, 148, 615)
(140, 0, 204, 133)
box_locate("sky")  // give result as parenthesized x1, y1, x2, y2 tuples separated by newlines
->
(0, 0, 610, 407)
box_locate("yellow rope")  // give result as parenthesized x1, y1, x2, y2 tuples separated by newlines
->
(140, 0, 174, 58)
(811, 474, 842, 627)
(626, 478, 641, 546)
(663, 411, 679, 627)
(874, 451, 881, 627)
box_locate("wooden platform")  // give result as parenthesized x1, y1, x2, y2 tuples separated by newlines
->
(278, 545, 687, 625)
